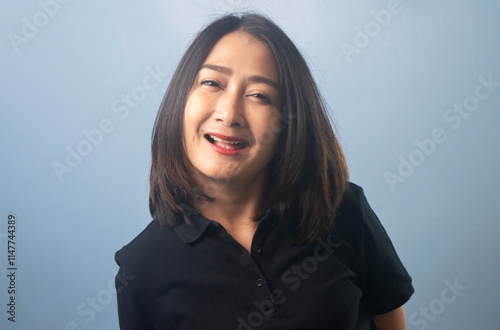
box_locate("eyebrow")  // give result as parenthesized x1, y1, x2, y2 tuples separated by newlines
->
(200, 64, 279, 91)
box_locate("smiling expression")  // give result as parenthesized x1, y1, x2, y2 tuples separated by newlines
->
(183, 30, 282, 191)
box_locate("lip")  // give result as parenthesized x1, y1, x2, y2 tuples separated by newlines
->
(204, 132, 249, 156)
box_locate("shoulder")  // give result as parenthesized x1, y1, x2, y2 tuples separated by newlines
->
(333, 183, 415, 314)
(335, 182, 371, 231)
(339, 181, 367, 211)
(114, 220, 180, 276)
(332, 182, 388, 251)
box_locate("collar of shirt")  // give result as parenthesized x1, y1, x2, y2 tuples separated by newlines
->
(173, 208, 277, 244)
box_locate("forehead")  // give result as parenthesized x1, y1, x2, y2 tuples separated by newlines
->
(202, 30, 278, 81)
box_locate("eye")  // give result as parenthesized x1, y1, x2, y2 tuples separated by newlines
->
(250, 93, 272, 104)
(201, 79, 222, 89)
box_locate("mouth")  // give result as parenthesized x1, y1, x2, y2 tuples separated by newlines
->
(204, 134, 248, 151)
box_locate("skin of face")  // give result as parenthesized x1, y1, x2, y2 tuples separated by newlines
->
(183, 30, 282, 196)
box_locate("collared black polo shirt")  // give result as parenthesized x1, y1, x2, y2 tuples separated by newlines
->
(115, 183, 414, 329)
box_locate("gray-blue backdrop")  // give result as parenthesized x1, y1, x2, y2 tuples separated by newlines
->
(1, 0, 499, 329)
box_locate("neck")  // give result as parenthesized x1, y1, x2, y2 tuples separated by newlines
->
(193, 172, 267, 226)
(192, 172, 269, 253)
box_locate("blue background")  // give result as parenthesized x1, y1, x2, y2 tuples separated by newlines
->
(1, 0, 499, 329)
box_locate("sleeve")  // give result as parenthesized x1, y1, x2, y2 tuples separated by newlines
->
(344, 185, 415, 315)
(115, 250, 156, 330)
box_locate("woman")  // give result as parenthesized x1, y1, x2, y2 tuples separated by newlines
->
(115, 13, 414, 329)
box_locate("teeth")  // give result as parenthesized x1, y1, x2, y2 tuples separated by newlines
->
(210, 135, 244, 145)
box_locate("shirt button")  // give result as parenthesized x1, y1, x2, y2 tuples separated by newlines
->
(254, 247, 263, 255)
(256, 278, 264, 287)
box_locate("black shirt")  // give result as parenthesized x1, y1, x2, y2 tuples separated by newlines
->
(114, 182, 414, 329)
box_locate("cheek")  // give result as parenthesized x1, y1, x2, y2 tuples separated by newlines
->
(184, 94, 212, 132)
(184, 97, 197, 124)
(182, 114, 194, 146)
(254, 113, 282, 148)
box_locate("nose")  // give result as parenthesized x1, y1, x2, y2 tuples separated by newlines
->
(214, 89, 246, 127)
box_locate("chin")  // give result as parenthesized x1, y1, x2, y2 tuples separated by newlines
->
(196, 168, 232, 184)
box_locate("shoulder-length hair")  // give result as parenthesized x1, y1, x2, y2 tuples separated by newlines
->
(149, 13, 348, 243)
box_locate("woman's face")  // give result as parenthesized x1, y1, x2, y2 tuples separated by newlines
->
(183, 30, 281, 191)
